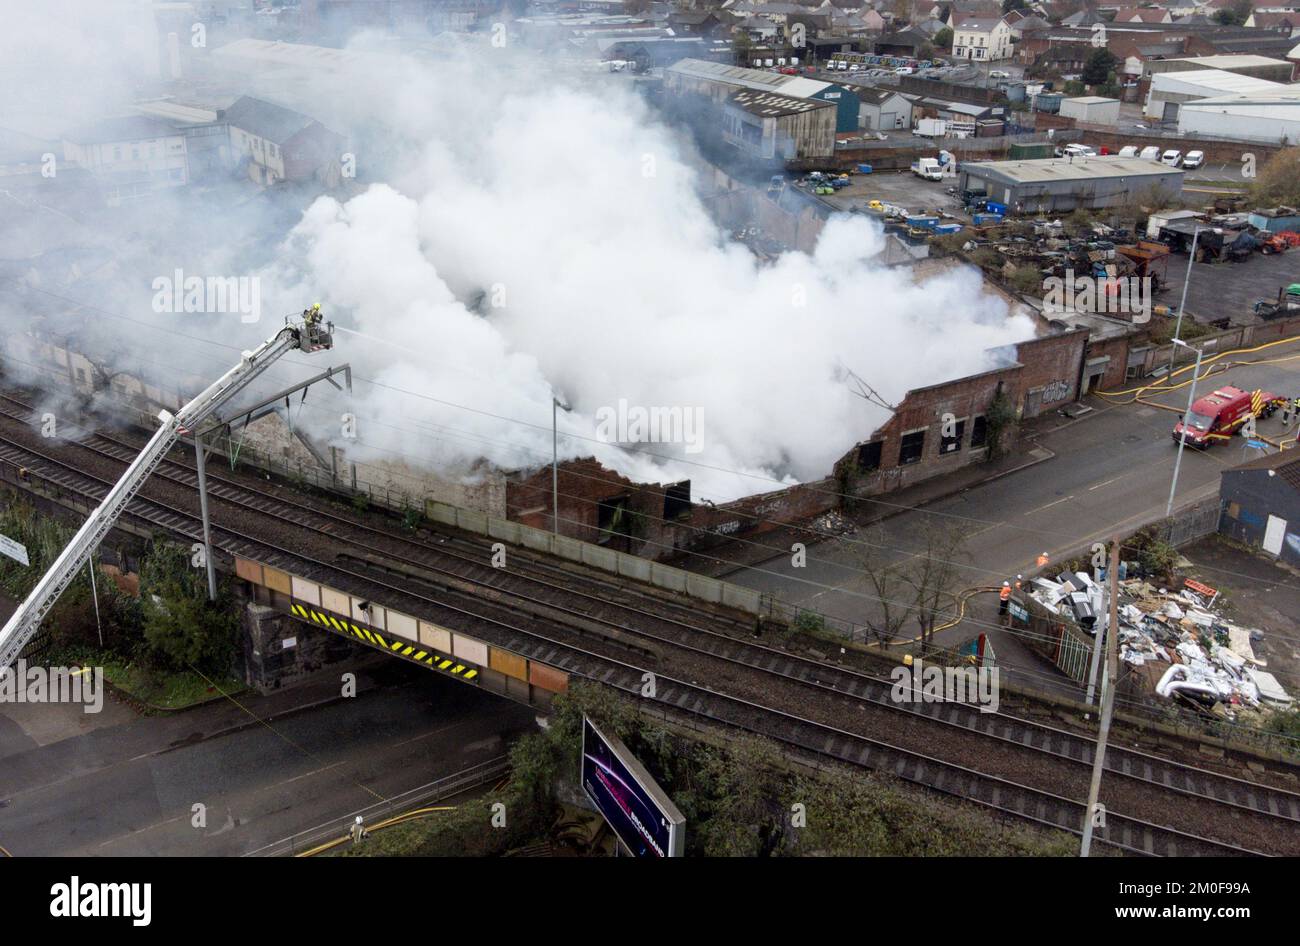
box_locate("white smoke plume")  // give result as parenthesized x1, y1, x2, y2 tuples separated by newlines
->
(259, 38, 1035, 501)
(1, 8, 1037, 503)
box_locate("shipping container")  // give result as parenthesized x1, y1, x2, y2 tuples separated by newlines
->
(1009, 141, 1054, 160)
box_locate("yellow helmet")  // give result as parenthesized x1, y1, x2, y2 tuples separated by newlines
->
(312, 303, 321, 311)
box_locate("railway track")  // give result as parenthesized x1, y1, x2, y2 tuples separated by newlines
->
(0, 396, 1295, 855)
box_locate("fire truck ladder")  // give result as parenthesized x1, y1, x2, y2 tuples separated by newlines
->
(0, 315, 335, 668)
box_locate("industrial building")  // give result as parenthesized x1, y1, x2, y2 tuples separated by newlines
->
(721, 90, 836, 160)
(1219, 450, 1300, 568)
(664, 58, 861, 132)
(958, 156, 1183, 215)
(1178, 89, 1300, 143)
(1143, 68, 1289, 122)
(855, 88, 915, 132)
(1142, 54, 1295, 87)
(1059, 96, 1121, 125)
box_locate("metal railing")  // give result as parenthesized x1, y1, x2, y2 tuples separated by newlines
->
(242, 756, 510, 857)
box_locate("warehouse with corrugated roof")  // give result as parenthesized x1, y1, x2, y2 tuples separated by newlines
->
(958, 156, 1184, 214)
(664, 58, 860, 132)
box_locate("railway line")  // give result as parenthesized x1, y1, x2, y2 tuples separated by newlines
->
(1, 391, 1297, 855)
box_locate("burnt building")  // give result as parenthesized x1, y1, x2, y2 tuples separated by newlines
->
(1219, 450, 1300, 567)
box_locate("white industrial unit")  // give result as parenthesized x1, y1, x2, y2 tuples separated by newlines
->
(1059, 96, 1121, 125)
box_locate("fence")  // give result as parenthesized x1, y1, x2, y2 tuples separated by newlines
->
(243, 756, 510, 856)
(425, 500, 775, 619)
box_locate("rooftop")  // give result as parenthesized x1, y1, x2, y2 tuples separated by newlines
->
(961, 155, 1185, 184)
(61, 116, 181, 145)
(726, 88, 833, 116)
(667, 58, 836, 98)
(1227, 448, 1300, 490)
(1151, 68, 1287, 95)
(222, 96, 320, 144)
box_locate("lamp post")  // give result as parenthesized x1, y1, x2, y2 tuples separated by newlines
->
(1165, 338, 1204, 519)
(1168, 226, 1205, 375)
(552, 396, 570, 535)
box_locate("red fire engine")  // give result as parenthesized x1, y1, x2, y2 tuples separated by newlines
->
(1172, 385, 1286, 447)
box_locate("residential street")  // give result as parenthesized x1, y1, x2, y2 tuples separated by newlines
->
(0, 658, 537, 856)
(724, 342, 1300, 693)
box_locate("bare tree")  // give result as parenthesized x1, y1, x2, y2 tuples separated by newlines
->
(854, 524, 914, 646)
(901, 518, 972, 655)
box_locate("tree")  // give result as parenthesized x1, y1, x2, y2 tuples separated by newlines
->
(901, 519, 972, 654)
(1002, 0, 1028, 12)
(139, 541, 238, 673)
(1082, 47, 1116, 87)
(854, 524, 915, 646)
(934, 26, 953, 49)
(1248, 147, 1300, 207)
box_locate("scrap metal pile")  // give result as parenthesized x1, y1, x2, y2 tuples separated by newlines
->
(1027, 571, 1293, 718)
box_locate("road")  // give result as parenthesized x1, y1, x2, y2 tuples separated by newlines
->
(0, 658, 537, 855)
(724, 343, 1300, 688)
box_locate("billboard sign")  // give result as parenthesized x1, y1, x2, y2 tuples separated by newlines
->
(581, 716, 685, 857)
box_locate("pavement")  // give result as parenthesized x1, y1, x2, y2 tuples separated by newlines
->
(713, 339, 1300, 691)
(0, 656, 538, 855)
(1178, 248, 1300, 327)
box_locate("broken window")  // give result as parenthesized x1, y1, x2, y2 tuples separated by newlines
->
(663, 481, 692, 520)
(899, 429, 926, 465)
(857, 440, 882, 472)
(597, 494, 631, 543)
(970, 415, 988, 448)
(940, 419, 966, 455)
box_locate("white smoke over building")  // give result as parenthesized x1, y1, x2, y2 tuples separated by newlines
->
(1, 8, 1037, 503)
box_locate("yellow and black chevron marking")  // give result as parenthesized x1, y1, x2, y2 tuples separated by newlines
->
(288, 603, 479, 682)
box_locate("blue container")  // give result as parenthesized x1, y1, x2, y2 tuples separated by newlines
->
(856, 163, 873, 174)
(973, 213, 1004, 226)
(934, 223, 963, 235)
(984, 200, 1008, 216)
(905, 215, 939, 230)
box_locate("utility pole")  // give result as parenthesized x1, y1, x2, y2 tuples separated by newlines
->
(1080, 538, 1121, 857)
(1168, 227, 1202, 375)
(193, 432, 218, 602)
(551, 397, 569, 535)
(1165, 339, 1204, 519)
(87, 555, 103, 649)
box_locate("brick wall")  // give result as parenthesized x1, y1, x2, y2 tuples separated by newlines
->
(1015, 329, 1089, 416)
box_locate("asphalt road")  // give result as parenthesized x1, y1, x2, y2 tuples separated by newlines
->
(723, 343, 1300, 686)
(0, 659, 538, 856)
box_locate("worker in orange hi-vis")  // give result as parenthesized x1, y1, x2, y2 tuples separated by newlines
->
(998, 581, 1011, 616)
(1036, 551, 1050, 569)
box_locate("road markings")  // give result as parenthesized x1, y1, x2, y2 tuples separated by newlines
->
(1023, 495, 1074, 516)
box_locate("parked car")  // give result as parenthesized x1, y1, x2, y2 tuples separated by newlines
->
(989, 69, 1010, 79)
(1183, 150, 1205, 170)
(895, 66, 915, 75)
(1059, 143, 1096, 157)
(1118, 145, 1139, 158)
(1139, 145, 1161, 161)
(1161, 149, 1183, 167)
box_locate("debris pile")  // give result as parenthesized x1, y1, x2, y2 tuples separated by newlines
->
(1026, 571, 1292, 717)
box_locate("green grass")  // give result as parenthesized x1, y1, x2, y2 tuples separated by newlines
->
(99, 659, 246, 710)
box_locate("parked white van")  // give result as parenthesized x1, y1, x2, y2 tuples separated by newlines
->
(1139, 146, 1161, 161)
(1118, 145, 1139, 158)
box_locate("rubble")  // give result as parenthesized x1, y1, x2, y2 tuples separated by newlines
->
(1024, 570, 1292, 718)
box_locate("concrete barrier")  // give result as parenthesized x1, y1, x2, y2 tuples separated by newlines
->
(422, 500, 772, 617)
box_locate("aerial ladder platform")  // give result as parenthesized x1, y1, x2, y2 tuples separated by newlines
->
(0, 310, 334, 668)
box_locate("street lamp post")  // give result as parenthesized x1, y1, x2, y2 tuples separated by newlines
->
(552, 396, 570, 535)
(1165, 339, 1204, 519)
(1168, 226, 1204, 375)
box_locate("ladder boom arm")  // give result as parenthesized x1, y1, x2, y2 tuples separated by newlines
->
(1, 325, 312, 666)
